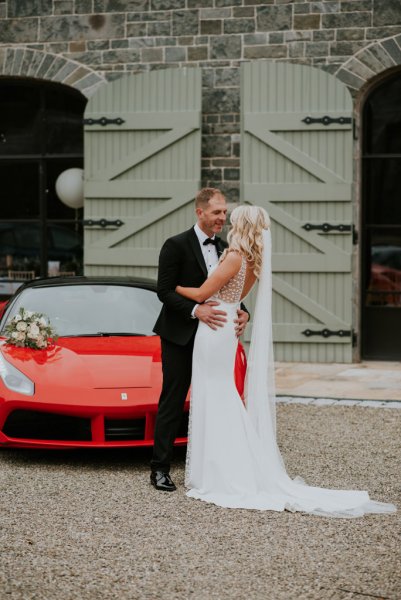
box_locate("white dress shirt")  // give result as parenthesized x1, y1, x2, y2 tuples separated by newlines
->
(191, 224, 219, 318)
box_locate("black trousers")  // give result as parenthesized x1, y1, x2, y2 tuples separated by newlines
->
(151, 334, 195, 473)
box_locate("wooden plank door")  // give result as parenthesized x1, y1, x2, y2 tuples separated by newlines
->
(83, 68, 201, 278)
(241, 62, 354, 362)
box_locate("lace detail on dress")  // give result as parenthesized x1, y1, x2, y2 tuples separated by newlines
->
(215, 253, 247, 304)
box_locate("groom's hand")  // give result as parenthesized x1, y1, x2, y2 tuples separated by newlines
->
(195, 301, 227, 330)
(234, 309, 249, 338)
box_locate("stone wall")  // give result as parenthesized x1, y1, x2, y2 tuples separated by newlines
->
(1, 0, 401, 199)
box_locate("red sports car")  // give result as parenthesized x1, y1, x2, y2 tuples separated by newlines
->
(0, 277, 247, 449)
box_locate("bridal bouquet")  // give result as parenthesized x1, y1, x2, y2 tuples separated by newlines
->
(4, 308, 58, 350)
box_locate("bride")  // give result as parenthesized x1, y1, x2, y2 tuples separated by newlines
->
(176, 205, 396, 517)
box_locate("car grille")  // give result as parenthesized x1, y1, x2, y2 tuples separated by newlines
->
(104, 418, 146, 441)
(3, 410, 91, 441)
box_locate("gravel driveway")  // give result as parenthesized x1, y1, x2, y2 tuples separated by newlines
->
(0, 404, 400, 600)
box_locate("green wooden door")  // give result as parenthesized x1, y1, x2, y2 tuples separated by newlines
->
(83, 68, 201, 278)
(241, 62, 354, 363)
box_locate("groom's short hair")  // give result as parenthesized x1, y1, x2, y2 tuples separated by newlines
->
(195, 187, 224, 208)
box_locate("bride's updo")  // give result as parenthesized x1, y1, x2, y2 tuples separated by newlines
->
(226, 205, 270, 278)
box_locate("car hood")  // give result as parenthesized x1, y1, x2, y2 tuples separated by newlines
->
(0, 336, 161, 390)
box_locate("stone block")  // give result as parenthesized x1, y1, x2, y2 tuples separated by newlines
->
(214, 67, 240, 87)
(151, 0, 184, 8)
(102, 49, 141, 63)
(341, 0, 372, 10)
(128, 10, 168, 21)
(202, 135, 232, 157)
(354, 47, 383, 73)
(70, 41, 86, 52)
(141, 47, 163, 61)
(215, 0, 242, 6)
(0, 18, 39, 43)
(330, 41, 367, 56)
(219, 184, 239, 203)
(94, 0, 149, 11)
(294, 3, 311, 14)
(210, 35, 241, 59)
(244, 33, 267, 45)
(147, 21, 171, 35)
(47, 42, 70, 52)
(293, 14, 321, 29)
(202, 67, 214, 87)
(269, 32, 284, 43)
(224, 18, 255, 34)
(187, 0, 213, 7)
(224, 168, 240, 181)
(129, 37, 156, 47)
(285, 30, 312, 41)
(165, 46, 186, 61)
(200, 20, 222, 35)
(257, 5, 292, 31)
(12, 49, 25, 75)
(313, 29, 335, 41)
(54, 1, 74, 15)
(373, 0, 401, 26)
(172, 10, 199, 35)
(366, 25, 401, 39)
(244, 45, 287, 59)
(127, 23, 147, 37)
(336, 68, 365, 89)
(201, 168, 223, 182)
(244, 0, 272, 5)
(154, 37, 176, 45)
(75, 0, 92, 13)
(188, 46, 208, 60)
(200, 8, 230, 19)
(310, 1, 340, 13)
(39, 14, 125, 42)
(233, 7, 254, 18)
(65, 50, 103, 65)
(369, 42, 397, 67)
(336, 27, 365, 40)
(88, 40, 110, 49)
(8, 0, 52, 17)
(203, 88, 239, 113)
(112, 39, 129, 48)
(289, 41, 305, 58)
(345, 57, 375, 80)
(322, 12, 371, 28)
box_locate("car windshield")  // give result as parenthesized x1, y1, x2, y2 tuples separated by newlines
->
(0, 284, 162, 337)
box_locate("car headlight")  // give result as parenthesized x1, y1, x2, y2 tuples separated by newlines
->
(0, 353, 35, 396)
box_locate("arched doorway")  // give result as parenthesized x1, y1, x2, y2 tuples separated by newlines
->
(0, 77, 86, 291)
(361, 72, 401, 360)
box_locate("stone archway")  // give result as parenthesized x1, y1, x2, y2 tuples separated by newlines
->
(335, 35, 401, 91)
(0, 47, 105, 97)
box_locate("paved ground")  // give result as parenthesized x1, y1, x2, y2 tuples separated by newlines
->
(0, 403, 399, 600)
(275, 361, 401, 401)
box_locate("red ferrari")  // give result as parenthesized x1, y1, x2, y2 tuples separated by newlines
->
(0, 277, 246, 449)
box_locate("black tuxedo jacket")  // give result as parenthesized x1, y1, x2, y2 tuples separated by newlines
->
(153, 227, 247, 346)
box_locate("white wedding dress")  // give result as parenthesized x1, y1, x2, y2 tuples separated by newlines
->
(185, 230, 396, 517)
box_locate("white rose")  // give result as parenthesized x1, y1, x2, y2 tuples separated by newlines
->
(16, 321, 27, 331)
(37, 336, 47, 349)
(27, 323, 40, 339)
(13, 314, 22, 322)
(23, 310, 34, 320)
(11, 331, 19, 339)
(38, 317, 47, 327)
(16, 332, 26, 342)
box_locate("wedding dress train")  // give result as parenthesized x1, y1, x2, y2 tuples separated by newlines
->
(185, 232, 396, 517)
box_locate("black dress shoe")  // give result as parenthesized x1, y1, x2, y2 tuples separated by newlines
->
(150, 471, 177, 492)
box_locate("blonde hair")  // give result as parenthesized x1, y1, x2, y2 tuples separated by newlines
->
(226, 205, 270, 278)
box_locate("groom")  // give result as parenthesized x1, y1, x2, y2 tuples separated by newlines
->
(151, 188, 249, 491)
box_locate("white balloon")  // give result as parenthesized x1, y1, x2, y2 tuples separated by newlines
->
(55, 168, 84, 209)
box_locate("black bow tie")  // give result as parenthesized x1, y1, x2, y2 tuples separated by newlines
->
(203, 237, 217, 246)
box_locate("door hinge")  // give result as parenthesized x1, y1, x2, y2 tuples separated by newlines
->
(84, 117, 125, 126)
(302, 328, 352, 339)
(302, 115, 352, 126)
(302, 223, 351, 233)
(83, 219, 124, 228)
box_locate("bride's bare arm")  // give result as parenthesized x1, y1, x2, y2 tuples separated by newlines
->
(176, 252, 242, 302)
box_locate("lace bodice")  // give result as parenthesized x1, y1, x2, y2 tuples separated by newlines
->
(215, 253, 247, 303)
